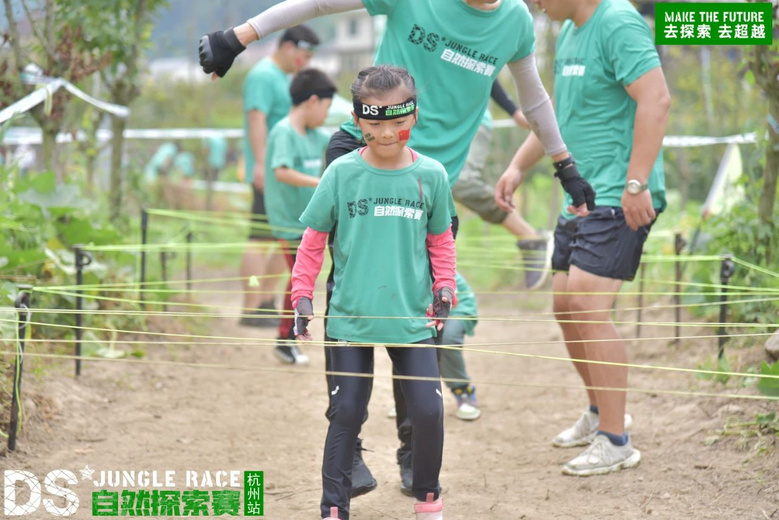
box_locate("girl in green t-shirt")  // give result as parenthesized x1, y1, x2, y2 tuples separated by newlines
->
(290, 66, 454, 520)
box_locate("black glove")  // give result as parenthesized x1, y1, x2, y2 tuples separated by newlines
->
(294, 297, 314, 337)
(432, 287, 454, 320)
(199, 28, 246, 78)
(555, 160, 596, 211)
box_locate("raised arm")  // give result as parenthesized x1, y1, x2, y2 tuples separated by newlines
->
(199, 0, 365, 78)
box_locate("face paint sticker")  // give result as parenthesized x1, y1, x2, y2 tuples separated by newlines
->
(364, 133, 376, 142)
(398, 129, 410, 141)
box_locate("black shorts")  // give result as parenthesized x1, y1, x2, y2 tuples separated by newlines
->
(551, 206, 660, 281)
(249, 184, 273, 241)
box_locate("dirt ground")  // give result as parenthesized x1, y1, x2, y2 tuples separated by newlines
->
(3, 275, 778, 520)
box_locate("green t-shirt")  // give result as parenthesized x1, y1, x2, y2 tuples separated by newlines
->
(451, 272, 477, 336)
(300, 150, 454, 344)
(340, 0, 535, 186)
(264, 118, 331, 240)
(554, 0, 666, 217)
(144, 142, 177, 181)
(173, 152, 194, 177)
(243, 58, 291, 184)
(206, 135, 228, 169)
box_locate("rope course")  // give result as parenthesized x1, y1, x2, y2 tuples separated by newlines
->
(2, 207, 778, 451)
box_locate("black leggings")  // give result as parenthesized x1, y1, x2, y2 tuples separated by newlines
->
(321, 338, 443, 520)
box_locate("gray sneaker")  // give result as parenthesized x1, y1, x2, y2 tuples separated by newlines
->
(562, 434, 641, 476)
(517, 236, 552, 290)
(553, 410, 633, 448)
(273, 344, 309, 365)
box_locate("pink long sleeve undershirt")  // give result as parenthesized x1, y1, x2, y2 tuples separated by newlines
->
(291, 225, 457, 308)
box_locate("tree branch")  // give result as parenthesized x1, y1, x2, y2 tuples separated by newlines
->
(2, 0, 26, 74)
(20, 0, 57, 64)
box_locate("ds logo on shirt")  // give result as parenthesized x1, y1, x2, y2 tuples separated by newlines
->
(407, 24, 440, 52)
(347, 199, 369, 218)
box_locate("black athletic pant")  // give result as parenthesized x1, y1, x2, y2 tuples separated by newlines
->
(321, 338, 443, 519)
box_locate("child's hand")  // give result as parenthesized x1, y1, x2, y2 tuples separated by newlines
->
(425, 287, 453, 331)
(294, 297, 314, 341)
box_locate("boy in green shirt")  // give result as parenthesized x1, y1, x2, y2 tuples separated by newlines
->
(264, 68, 336, 364)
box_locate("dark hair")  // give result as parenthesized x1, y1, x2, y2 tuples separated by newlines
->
(350, 65, 416, 103)
(290, 68, 337, 105)
(280, 24, 320, 49)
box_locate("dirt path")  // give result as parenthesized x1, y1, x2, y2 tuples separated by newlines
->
(4, 277, 778, 519)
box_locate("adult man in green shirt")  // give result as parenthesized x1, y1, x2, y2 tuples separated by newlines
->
(496, 0, 670, 476)
(239, 25, 320, 329)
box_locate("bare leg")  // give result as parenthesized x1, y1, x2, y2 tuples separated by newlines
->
(501, 211, 539, 240)
(566, 266, 626, 436)
(552, 271, 596, 407)
(240, 240, 285, 310)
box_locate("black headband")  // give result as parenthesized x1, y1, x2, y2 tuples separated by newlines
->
(353, 97, 417, 120)
(291, 88, 336, 105)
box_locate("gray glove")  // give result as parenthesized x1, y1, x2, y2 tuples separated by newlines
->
(294, 297, 314, 336)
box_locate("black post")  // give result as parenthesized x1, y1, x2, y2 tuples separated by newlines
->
(186, 230, 193, 294)
(717, 255, 735, 360)
(9, 286, 32, 451)
(636, 263, 645, 339)
(674, 233, 686, 347)
(160, 251, 168, 283)
(74, 246, 92, 377)
(140, 209, 148, 306)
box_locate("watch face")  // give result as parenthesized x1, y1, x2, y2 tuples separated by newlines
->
(626, 180, 643, 194)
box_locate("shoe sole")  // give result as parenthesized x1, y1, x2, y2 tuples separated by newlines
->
(562, 448, 641, 477)
(350, 479, 377, 498)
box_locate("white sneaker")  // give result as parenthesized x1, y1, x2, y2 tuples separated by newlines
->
(456, 401, 481, 421)
(274, 344, 309, 365)
(552, 410, 633, 448)
(562, 434, 641, 476)
(414, 493, 443, 520)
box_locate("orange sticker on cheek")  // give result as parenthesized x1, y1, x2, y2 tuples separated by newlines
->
(398, 129, 411, 141)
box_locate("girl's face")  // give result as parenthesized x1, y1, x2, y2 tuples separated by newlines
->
(353, 92, 417, 161)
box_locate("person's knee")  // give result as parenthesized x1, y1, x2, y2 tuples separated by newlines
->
(330, 398, 367, 428)
(406, 390, 443, 426)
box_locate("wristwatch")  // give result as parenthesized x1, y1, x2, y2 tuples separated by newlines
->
(625, 179, 649, 195)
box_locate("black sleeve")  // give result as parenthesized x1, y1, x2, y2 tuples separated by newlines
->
(490, 81, 519, 117)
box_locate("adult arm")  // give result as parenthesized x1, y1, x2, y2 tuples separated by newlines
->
(494, 131, 546, 212)
(200, 0, 366, 77)
(247, 110, 267, 190)
(621, 67, 671, 230)
(507, 54, 568, 160)
(240, 0, 366, 45)
(275, 166, 321, 188)
(491, 81, 530, 130)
